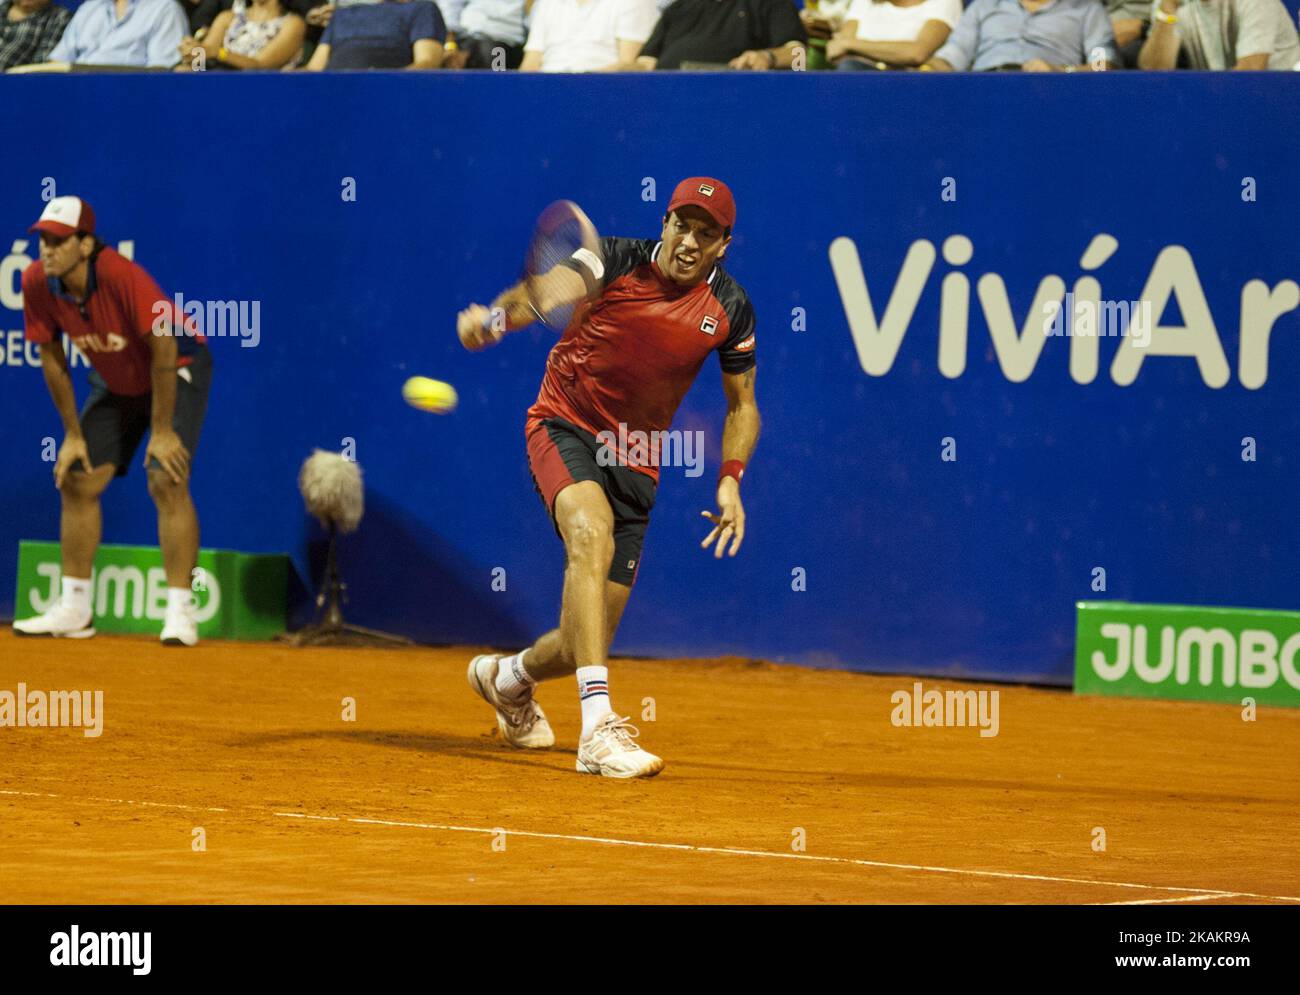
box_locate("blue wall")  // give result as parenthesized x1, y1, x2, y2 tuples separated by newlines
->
(2, 72, 1298, 684)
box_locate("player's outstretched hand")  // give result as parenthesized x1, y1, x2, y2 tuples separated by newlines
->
(53, 435, 93, 490)
(457, 304, 504, 352)
(700, 478, 745, 558)
(145, 428, 191, 485)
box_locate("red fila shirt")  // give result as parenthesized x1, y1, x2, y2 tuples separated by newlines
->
(23, 246, 206, 398)
(528, 237, 757, 482)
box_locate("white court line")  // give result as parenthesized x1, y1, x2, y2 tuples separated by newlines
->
(275, 810, 1300, 904)
(7, 788, 1298, 903)
(1097, 894, 1242, 906)
(0, 788, 228, 814)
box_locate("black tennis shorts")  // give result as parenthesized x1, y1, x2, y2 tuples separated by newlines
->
(526, 416, 657, 587)
(78, 348, 212, 478)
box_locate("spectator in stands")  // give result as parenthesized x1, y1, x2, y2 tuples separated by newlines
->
(800, 0, 852, 67)
(826, 0, 962, 69)
(1107, 0, 1148, 65)
(634, 0, 807, 69)
(303, 0, 384, 32)
(927, 0, 1118, 70)
(803, 0, 854, 34)
(177, 0, 315, 37)
(1138, 0, 1300, 68)
(175, 0, 305, 68)
(303, 0, 443, 68)
(440, 0, 526, 67)
(0, 0, 71, 70)
(299, 1, 405, 64)
(521, 0, 657, 71)
(44, 0, 189, 67)
(178, 0, 224, 34)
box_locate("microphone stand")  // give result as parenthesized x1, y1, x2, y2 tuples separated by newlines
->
(287, 520, 413, 648)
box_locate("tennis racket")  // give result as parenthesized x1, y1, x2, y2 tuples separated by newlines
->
(486, 199, 603, 337)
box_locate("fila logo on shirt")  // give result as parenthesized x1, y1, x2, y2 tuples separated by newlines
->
(77, 332, 129, 353)
(700, 315, 718, 336)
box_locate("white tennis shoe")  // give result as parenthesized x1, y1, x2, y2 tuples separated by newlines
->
(467, 654, 556, 749)
(160, 609, 199, 647)
(576, 713, 664, 779)
(13, 602, 96, 639)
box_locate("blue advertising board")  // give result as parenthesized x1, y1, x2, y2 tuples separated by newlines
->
(2, 72, 1297, 683)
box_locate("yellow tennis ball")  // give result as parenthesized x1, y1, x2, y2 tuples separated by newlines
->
(402, 376, 458, 414)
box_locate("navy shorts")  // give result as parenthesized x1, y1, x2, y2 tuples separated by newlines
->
(78, 348, 212, 477)
(526, 416, 657, 587)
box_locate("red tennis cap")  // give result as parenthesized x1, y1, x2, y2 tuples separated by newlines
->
(29, 196, 96, 238)
(667, 177, 736, 230)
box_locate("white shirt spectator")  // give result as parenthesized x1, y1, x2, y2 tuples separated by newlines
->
(845, 0, 963, 40)
(1168, 0, 1300, 69)
(811, 0, 856, 27)
(524, 0, 658, 71)
(47, 0, 187, 67)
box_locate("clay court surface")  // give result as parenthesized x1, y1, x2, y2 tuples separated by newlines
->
(2, 629, 1297, 905)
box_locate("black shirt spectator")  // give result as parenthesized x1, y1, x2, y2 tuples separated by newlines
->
(637, 0, 807, 69)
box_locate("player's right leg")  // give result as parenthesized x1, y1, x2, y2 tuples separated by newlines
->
(13, 462, 115, 638)
(530, 479, 660, 778)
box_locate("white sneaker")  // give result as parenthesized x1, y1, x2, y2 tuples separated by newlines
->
(160, 610, 199, 647)
(13, 602, 95, 639)
(576, 713, 664, 779)
(467, 654, 555, 749)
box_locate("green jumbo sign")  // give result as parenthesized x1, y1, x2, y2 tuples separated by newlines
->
(15, 541, 288, 641)
(1075, 601, 1300, 708)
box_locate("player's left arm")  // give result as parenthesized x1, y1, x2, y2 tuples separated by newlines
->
(701, 364, 760, 559)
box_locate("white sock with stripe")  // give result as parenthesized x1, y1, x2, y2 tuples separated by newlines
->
(494, 648, 536, 701)
(576, 666, 612, 739)
(62, 576, 92, 616)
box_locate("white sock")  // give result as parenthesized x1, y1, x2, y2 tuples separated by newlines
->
(494, 648, 536, 701)
(62, 576, 92, 615)
(576, 666, 611, 739)
(166, 587, 193, 617)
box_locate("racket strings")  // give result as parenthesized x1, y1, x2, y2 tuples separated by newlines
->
(526, 205, 599, 331)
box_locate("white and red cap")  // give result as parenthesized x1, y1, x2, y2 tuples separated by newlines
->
(29, 196, 97, 238)
(667, 177, 736, 230)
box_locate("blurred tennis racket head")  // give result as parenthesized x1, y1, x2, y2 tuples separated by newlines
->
(522, 199, 602, 331)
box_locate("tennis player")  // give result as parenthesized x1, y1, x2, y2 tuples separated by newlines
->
(13, 196, 212, 646)
(456, 177, 760, 779)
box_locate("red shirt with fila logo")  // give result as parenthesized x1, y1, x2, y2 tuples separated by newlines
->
(528, 237, 757, 482)
(23, 245, 206, 398)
